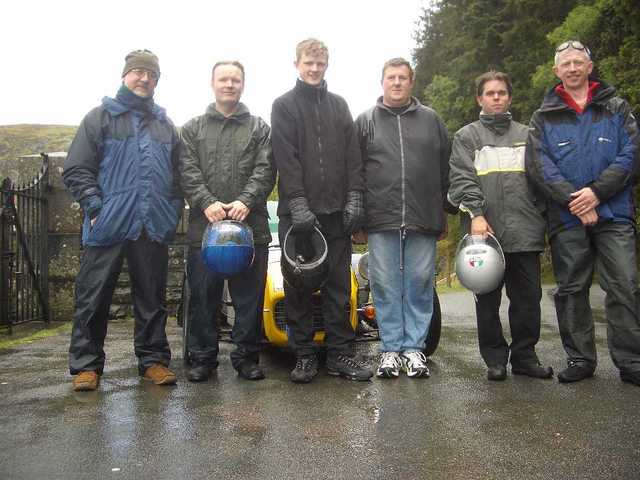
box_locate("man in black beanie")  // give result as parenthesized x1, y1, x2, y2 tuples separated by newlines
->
(63, 49, 183, 391)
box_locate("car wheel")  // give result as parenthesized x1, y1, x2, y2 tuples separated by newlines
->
(423, 289, 441, 357)
(180, 272, 192, 366)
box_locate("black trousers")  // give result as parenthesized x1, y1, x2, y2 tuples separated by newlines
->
(186, 244, 268, 370)
(278, 212, 355, 358)
(550, 222, 640, 373)
(475, 251, 542, 368)
(69, 234, 171, 375)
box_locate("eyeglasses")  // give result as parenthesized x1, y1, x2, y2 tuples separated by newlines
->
(130, 68, 159, 81)
(556, 41, 591, 57)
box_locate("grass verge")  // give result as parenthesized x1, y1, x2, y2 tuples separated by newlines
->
(0, 322, 72, 351)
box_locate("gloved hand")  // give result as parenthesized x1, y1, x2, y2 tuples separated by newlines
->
(343, 190, 364, 234)
(289, 197, 317, 232)
(80, 194, 103, 222)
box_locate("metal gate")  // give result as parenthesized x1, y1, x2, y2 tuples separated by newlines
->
(0, 154, 50, 333)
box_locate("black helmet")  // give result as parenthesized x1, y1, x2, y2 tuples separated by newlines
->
(281, 225, 329, 291)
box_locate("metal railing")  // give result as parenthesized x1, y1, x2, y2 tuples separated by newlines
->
(0, 154, 50, 333)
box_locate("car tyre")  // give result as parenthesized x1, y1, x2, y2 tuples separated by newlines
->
(423, 289, 441, 357)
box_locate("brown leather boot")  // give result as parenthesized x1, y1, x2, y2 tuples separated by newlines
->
(73, 371, 100, 391)
(143, 364, 177, 385)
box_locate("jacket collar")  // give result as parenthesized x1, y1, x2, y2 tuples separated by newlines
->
(538, 77, 615, 113)
(376, 96, 421, 115)
(205, 102, 250, 121)
(294, 78, 328, 100)
(479, 112, 512, 136)
(101, 96, 166, 121)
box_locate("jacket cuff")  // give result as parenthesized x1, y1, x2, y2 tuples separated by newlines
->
(589, 184, 603, 202)
(200, 196, 218, 212)
(237, 193, 254, 210)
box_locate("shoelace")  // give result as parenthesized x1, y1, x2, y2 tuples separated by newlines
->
(296, 357, 316, 371)
(404, 351, 427, 368)
(336, 354, 361, 368)
(380, 352, 401, 368)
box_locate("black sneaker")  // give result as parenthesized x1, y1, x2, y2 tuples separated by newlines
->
(620, 370, 640, 386)
(326, 353, 373, 381)
(290, 355, 319, 383)
(558, 361, 595, 383)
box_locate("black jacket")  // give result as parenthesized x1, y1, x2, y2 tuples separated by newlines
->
(355, 97, 451, 235)
(271, 79, 363, 217)
(179, 103, 275, 246)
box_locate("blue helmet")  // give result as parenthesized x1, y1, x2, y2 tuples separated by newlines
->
(201, 220, 255, 277)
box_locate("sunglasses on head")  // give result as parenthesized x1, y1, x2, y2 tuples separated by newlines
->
(556, 41, 591, 57)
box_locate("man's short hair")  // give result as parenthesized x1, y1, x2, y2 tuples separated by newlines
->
(212, 60, 245, 81)
(475, 71, 513, 97)
(553, 40, 592, 65)
(381, 58, 414, 82)
(295, 38, 329, 62)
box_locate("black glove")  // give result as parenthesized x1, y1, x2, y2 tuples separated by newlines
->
(80, 194, 103, 221)
(343, 190, 364, 234)
(289, 197, 317, 232)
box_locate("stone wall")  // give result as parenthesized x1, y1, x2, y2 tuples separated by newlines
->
(1, 153, 187, 322)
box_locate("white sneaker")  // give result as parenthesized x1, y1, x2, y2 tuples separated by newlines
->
(402, 351, 430, 378)
(376, 352, 402, 378)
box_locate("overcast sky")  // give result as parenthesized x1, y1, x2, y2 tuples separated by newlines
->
(1, 0, 427, 127)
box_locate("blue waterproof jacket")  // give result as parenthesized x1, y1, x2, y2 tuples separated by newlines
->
(526, 80, 639, 237)
(63, 96, 183, 246)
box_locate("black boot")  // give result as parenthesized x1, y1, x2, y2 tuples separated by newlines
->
(236, 360, 265, 381)
(557, 361, 595, 383)
(511, 362, 554, 379)
(187, 364, 214, 382)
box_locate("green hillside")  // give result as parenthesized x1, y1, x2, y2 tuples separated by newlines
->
(0, 124, 77, 164)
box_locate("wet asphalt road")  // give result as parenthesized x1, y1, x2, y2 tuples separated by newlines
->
(1, 286, 639, 480)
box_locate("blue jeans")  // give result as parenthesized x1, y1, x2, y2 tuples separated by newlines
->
(369, 230, 436, 352)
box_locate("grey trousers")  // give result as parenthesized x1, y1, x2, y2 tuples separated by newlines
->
(550, 221, 640, 373)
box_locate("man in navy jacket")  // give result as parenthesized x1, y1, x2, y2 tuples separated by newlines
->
(63, 50, 183, 391)
(526, 41, 640, 386)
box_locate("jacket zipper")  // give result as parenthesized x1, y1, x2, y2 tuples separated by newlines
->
(315, 95, 325, 188)
(397, 114, 406, 229)
(397, 114, 407, 271)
